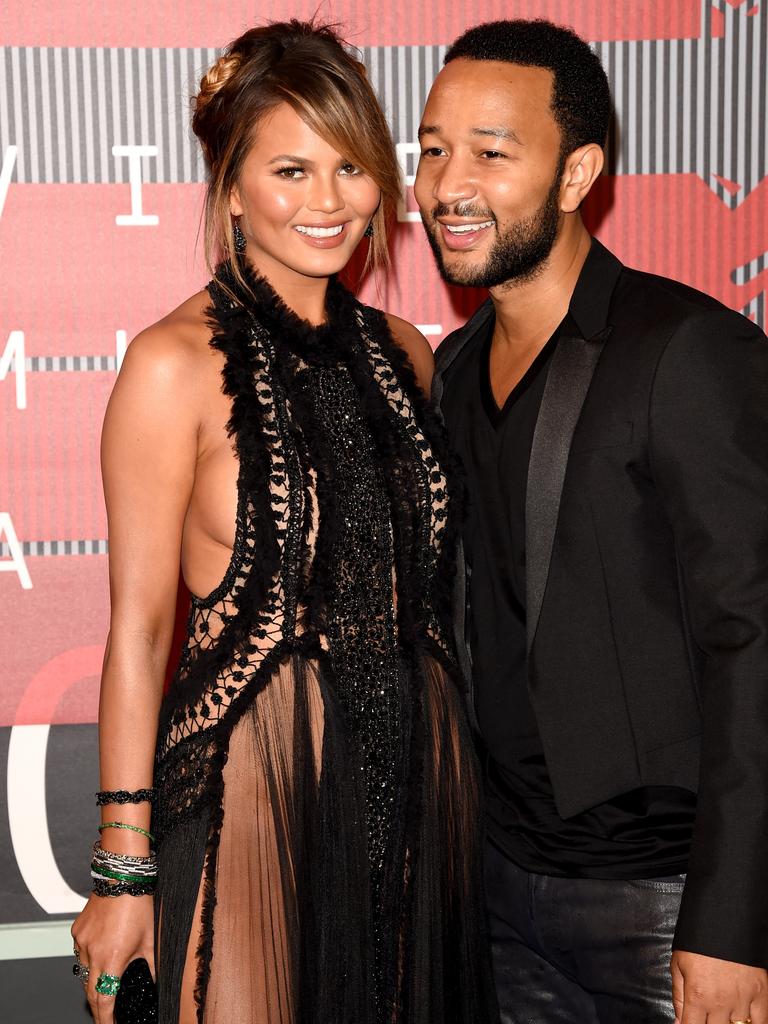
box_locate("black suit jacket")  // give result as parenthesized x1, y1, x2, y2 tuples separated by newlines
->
(434, 239, 768, 968)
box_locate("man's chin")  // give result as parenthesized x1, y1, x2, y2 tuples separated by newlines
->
(437, 254, 491, 288)
(426, 236, 485, 287)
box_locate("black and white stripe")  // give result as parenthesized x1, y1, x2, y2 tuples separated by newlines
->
(0, 539, 109, 557)
(24, 355, 118, 372)
(1, 5, 765, 200)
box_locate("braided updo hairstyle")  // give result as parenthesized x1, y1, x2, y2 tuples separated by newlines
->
(192, 20, 401, 280)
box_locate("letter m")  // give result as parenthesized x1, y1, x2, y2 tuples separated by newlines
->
(0, 330, 27, 409)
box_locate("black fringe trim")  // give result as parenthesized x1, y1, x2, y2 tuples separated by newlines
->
(154, 257, 482, 1021)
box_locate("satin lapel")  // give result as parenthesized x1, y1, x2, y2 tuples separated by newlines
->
(432, 299, 494, 408)
(525, 326, 612, 654)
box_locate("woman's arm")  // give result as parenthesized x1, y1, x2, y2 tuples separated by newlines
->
(72, 319, 201, 1023)
(97, 323, 199, 846)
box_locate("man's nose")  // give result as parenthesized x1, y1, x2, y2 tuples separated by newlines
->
(431, 157, 476, 207)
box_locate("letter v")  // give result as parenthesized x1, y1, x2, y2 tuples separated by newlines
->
(0, 145, 18, 220)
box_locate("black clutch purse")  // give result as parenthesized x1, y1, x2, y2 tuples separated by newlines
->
(114, 958, 158, 1024)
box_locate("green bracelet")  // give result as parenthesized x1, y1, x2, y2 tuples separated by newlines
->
(91, 863, 153, 885)
(98, 821, 155, 842)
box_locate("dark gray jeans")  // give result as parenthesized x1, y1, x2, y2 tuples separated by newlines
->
(485, 840, 684, 1024)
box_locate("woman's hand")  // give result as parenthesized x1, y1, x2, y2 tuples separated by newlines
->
(71, 892, 155, 1024)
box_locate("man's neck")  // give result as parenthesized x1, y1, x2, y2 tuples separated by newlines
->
(489, 219, 592, 353)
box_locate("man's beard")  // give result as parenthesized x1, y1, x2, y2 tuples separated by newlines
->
(422, 164, 564, 289)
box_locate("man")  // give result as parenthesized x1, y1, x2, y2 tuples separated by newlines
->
(414, 19, 768, 1024)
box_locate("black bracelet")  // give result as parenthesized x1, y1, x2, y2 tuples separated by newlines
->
(92, 878, 155, 898)
(95, 788, 156, 806)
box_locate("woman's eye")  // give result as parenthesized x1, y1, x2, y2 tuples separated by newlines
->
(339, 163, 360, 176)
(276, 166, 305, 179)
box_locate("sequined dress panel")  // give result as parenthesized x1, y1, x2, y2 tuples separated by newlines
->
(152, 265, 497, 1024)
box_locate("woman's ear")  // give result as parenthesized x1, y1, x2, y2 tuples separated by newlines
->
(229, 187, 243, 219)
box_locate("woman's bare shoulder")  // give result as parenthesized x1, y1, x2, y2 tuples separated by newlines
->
(125, 289, 214, 375)
(383, 312, 435, 397)
(106, 288, 220, 437)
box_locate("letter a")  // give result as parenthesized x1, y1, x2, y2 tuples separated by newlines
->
(0, 512, 32, 589)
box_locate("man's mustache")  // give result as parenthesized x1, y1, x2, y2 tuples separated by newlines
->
(430, 201, 496, 222)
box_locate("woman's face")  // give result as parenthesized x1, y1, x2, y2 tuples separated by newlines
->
(230, 102, 381, 288)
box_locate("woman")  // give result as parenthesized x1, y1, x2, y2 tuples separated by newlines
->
(72, 20, 496, 1024)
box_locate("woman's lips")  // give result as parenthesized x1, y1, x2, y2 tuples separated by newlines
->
(293, 222, 350, 249)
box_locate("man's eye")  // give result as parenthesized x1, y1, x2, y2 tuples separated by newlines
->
(420, 147, 445, 157)
(481, 151, 505, 159)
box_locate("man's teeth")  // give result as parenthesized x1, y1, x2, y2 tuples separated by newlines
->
(295, 224, 345, 237)
(444, 220, 494, 234)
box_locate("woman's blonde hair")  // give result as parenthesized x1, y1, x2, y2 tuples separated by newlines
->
(192, 20, 401, 285)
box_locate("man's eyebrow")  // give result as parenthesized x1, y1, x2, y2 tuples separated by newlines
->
(472, 126, 523, 146)
(416, 124, 524, 146)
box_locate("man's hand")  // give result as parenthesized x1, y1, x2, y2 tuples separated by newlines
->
(672, 950, 768, 1024)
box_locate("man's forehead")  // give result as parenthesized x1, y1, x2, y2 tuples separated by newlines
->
(419, 62, 557, 145)
(426, 59, 554, 109)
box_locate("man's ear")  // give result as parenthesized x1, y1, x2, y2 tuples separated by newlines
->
(560, 143, 604, 213)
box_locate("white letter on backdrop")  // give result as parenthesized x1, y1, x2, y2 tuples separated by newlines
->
(0, 330, 26, 409)
(7, 724, 87, 913)
(115, 329, 127, 372)
(0, 145, 18, 219)
(396, 142, 422, 223)
(0, 512, 32, 590)
(112, 145, 159, 226)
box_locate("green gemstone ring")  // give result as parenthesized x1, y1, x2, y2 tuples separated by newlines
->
(95, 972, 121, 996)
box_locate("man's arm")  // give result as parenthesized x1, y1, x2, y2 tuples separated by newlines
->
(649, 308, 768, 1019)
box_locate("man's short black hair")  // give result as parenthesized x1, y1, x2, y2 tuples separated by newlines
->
(445, 19, 611, 156)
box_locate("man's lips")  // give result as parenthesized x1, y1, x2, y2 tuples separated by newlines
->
(436, 219, 495, 251)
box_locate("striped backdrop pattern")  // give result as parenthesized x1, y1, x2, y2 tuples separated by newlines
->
(2, 8, 767, 205)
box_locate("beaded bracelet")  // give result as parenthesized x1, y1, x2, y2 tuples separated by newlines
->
(89, 830, 157, 898)
(98, 821, 155, 842)
(91, 856, 157, 879)
(91, 865, 152, 884)
(95, 788, 156, 806)
(92, 877, 155, 898)
(92, 841, 156, 866)
(91, 843, 157, 879)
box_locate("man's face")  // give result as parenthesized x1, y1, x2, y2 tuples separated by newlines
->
(414, 59, 565, 288)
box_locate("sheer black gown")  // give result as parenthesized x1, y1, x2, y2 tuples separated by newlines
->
(152, 261, 497, 1024)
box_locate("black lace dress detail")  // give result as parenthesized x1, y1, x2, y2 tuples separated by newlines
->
(152, 261, 497, 1024)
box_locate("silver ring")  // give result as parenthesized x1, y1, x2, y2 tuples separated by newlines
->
(72, 961, 90, 986)
(73, 946, 90, 986)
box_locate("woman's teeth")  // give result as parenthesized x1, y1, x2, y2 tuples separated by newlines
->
(295, 224, 345, 237)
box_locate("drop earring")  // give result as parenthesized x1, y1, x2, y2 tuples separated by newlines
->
(364, 220, 374, 238)
(233, 220, 247, 254)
